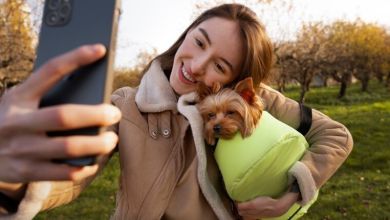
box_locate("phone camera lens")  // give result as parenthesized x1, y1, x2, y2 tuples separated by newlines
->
(59, 3, 71, 18)
(45, 11, 59, 26)
(48, 0, 62, 10)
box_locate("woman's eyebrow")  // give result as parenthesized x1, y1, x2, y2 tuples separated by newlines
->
(199, 28, 211, 44)
(198, 28, 234, 72)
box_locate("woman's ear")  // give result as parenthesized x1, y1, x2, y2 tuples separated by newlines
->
(212, 82, 222, 93)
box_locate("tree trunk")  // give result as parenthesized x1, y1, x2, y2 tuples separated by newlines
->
(361, 78, 369, 92)
(277, 77, 286, 93)
(376, 74, 383, 84)
(359, 71, 370, 92)
(299, 84, 307, 103)
(386, 71, 390, 88)
(305, 80, 311, 92)
(338, 72, 351, 99)
(323, 77, 328, 87)
(338, 81, 347, 98)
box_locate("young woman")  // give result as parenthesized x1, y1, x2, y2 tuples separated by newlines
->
(0, 3, 353, 219)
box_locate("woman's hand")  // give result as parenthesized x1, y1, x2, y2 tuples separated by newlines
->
(0, 44, 121, 183)
(236, 191, 299, 220)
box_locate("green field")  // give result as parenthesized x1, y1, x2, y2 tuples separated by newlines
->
(36, 81, 390, 220)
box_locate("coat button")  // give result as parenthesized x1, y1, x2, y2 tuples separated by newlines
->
(162, 129, 170, 138)
(151, 130, 158, 139)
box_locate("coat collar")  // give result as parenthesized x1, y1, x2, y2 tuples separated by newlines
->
(136, 61, 233, 219)
(135, 60, 178, 113)
(177, 92, 234, 220)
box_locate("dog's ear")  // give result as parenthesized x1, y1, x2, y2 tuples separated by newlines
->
(235, 77, 256, 104)
(197, 82, 222, 101)
(235, 77, 255, 93)
(197, 82, 212, 101)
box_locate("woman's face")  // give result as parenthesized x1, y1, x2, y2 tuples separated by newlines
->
(170, 17, 244, 95)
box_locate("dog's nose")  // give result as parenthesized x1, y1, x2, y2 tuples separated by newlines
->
(213, 124, 222, 134)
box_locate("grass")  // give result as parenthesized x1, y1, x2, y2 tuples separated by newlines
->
(285, 81, 390, 220)
(36, 81, 390, 219)
(35, 156, 120, 220)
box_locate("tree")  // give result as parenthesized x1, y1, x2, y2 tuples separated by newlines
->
(318, 21, 355, 98)
(131, 48, 158, 73)
(113, 49, 158, 90)
(380, 29, 390, 88)
(324, 20, 389, 95)
(275, 22, 327, 102)
(351, 22, 387, 92)
(274, 41, 296, 92)
(0, 0, 35, 93)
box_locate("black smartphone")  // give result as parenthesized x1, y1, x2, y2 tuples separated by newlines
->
(34, 0, 121, 166)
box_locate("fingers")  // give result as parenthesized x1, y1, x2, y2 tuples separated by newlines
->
(14, 104, 121, 132)
(20, 44, 106, 99)
(237, 201, 258, 217)
(1, 130, 116, 183)
(48, 131, 118, 159)
(3, 130, 115, 182)
(45, 131, 118, 159)
(236, 197, 277, 218)
(9, 131, 118, 160)
(237, 200, 256, 211)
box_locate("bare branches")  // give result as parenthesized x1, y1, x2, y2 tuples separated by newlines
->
(275, 20, 390, 100)
(0, 0, 35, 91)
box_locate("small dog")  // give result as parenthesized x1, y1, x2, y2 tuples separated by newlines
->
(197, 77, 263, 145)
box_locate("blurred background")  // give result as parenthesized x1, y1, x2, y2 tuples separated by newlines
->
(1, 0, 389, 219)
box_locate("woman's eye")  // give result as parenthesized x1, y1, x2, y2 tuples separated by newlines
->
(195, 38, 204, 48)
(215, 63, 225, 73)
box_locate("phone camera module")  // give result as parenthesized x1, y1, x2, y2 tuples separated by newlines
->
(48, 0, 61, 10)
(45, 11, 60, 26)
(45, 0, 72, 26)
(59, 3, 71, 18)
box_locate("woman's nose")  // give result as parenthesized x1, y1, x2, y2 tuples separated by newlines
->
(191, 56, 208, 76)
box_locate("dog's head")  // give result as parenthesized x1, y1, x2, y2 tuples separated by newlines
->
(197, 77, 263, 145)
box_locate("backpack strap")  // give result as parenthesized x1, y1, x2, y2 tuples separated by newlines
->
(297, 103, 312, 136)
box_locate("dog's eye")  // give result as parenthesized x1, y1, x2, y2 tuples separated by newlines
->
(226, 111, 235, 115)
(208, 113, 216, 119)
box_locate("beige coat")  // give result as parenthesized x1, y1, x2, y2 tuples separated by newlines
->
(1, 61, 353, 220)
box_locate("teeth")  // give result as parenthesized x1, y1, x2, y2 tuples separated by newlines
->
(182, 65, 196, 83)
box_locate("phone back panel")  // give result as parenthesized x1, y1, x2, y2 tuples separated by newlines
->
(35, 0, 120, 107)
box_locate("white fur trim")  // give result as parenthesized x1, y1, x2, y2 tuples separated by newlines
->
(135, 60, 177, 113)
(177, 92, 233, 220)
(1, 182, 51, 220)
(288, 161, 317, 205)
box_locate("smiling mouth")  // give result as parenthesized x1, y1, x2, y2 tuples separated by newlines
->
(179, 63, 196, 84)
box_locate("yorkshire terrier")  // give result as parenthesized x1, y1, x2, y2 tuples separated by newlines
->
(197, 77, 263, 146)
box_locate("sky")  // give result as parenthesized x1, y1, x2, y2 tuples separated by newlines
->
(26, 0, 390, 68)
(116, 0, 390, 68)
(115, 0, 196, 67)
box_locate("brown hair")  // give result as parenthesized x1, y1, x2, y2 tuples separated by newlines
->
(143, 3, 274, 87)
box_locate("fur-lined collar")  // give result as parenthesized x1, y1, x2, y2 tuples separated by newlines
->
(135, 60, 178, 113)
(177, 92, 234, 220)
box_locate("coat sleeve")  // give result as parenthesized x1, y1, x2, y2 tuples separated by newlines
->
(257, 84, 353, 203)
(0, 155, 112, 219)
